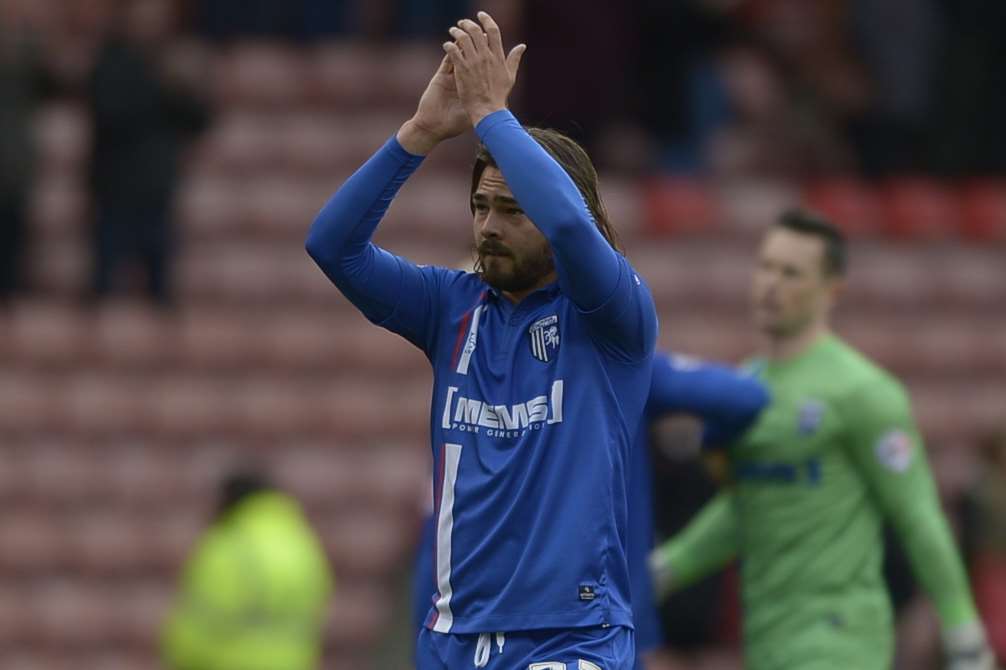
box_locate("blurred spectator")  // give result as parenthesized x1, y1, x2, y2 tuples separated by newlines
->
(0, 1, 57, 304)
(706, 44, 854, 180)
(961, 430, 1006, 663)
(87, 0, 210, 307)
(634, 0, 738, 173)
(161, 469, 334, 670)
(848, 0, 944, 175)
(927, 1, 1006, 175)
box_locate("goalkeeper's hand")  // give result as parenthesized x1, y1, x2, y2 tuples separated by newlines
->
(944, 621, 999, 670)
(647, 547, 675, 602)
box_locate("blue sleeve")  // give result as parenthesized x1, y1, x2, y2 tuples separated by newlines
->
(475, 110, 657, 360)
(646, 352, 769, 447)
(305, 135, 449, 353)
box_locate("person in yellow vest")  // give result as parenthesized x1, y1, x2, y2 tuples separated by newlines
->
(161, 470, 334, 670)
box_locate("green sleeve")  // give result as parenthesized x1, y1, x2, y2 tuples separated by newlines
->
(840, 379, 979, 629)
(655, 491, 739, 590)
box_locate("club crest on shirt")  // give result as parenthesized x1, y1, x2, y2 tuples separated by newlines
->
(797, 399, 825, 436)
(528, 315, 560, 363)
(875, 429, 914, 473)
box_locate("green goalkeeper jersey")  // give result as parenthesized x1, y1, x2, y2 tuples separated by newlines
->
(657, 334, 979, 670)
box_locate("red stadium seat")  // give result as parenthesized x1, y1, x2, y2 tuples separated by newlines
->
(59, 372, 150, 437)
(176, 308, 262, 370)
(323, 511, 410, 577)
(324, 582, 391, 649)
(959, 179, 1006, 243)
(176, 175, 245, 241)
(378, 42, 444, 107)
(643, 177, 718, 237)
(880, 178, 960, 240)
(196, 111, 280, 177)
(308, 43, 382, 109)
(717, 179, 801, 239)
(91, 301, 176, 370)
(144, 376, 238, 438)
(214, 42, 308, 111)
(803, 177, 882, 237)
(844, 245, 935, 310)
(7, 301, 89, 368)
(0, 373, 64, 436)
(0, 509, 70, 575)
(931, 245, 1006, 310)
(33, 103, 89, 176)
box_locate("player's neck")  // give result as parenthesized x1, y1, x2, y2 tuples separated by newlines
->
(765, 321, 830, 362)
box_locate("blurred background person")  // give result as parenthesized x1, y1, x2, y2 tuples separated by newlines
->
(161, 469, 334, 670)
(0, 0, 58, 304)
(88, 0, 210, 307)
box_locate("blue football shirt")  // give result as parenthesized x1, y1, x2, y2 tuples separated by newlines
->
(307, 110, 658, 633)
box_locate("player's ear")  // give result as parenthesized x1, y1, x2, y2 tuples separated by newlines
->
(826, 275, 846, 303)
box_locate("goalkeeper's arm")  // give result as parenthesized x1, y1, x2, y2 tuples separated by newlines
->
(840, 379, 996, 670)
(648, 491, 739, 600)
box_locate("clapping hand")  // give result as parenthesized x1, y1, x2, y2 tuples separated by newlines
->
(443, 11, 526, 127)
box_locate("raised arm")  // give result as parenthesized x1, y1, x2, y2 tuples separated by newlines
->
(446, 13, 656, 358)
(840, 380, 995, 670)
(305, 56, 469, 350)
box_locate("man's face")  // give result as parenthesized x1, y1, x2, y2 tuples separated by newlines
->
(752, 227, 837, 337)
(472, 167, 555, 294)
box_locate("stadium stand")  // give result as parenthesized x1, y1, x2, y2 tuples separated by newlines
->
(1, 33, 1004, 669)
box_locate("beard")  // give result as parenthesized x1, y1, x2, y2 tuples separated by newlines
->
(477, 241, 555, 293)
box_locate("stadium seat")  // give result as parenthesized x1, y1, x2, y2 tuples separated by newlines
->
(176, 308, 262, 370)
(717, 179, 802, 239)
(0, 509, 69, 576)
(959, 180, 1006, 243)
(144, 376, 238, 439)
(176, 175, 245, 241)
(600, 176, 644, 241)
(307, 42, 382, 109)
(642, 177, 718, 237)
(803, 177, 882, 237)
(844, 244, 935, 310)
(59, 372, 150, 438)
(7, 301, 89, 368)
(880, 178, 960, 240)
(197, 111, 280, 177)
(931, 245, 1006, 309)
(0, 373, 64, 436)
(325, 582, 391, 649)
(91, 301, 175, 370)
(214, 42, 308, 110)
(33, 103, 89, 177)
(378, 42, 443, 106)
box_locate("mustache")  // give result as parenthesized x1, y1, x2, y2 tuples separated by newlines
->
(478, 241, 512, 257)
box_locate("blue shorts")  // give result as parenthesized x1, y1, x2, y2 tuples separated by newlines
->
(416, 625, 634, 670)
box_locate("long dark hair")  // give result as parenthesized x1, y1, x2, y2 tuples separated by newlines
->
(470, 128, 623, 255)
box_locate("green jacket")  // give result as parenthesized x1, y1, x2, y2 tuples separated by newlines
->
(162, 492, 334, 670)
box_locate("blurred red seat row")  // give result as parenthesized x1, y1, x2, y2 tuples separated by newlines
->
(0, 371, 431, 440)
(0, 579, 386, 656)
(645, 176, 1006, 242)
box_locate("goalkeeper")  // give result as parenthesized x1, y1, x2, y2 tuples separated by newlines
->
(650, 210, 996, 670)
